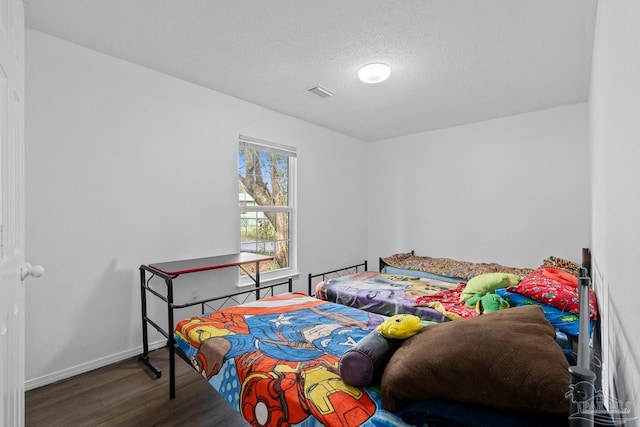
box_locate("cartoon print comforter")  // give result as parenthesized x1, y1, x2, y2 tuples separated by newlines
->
(174, 293, 412, 427)
(315, 271, 458, 323)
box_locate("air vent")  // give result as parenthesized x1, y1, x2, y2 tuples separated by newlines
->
(308, 85, 333, 98)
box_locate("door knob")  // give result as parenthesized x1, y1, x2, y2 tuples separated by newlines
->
(21, 263, 44, 280)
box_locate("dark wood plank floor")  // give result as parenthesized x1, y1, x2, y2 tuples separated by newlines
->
(25, 347, 249, 427)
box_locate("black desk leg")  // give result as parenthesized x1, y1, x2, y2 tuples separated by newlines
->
(167, 277, 176, 399)
(139, 267, 161, 378)
(255, 262, 261, 299)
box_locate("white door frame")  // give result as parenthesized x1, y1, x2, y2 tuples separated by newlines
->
(0, 0, 25, 425)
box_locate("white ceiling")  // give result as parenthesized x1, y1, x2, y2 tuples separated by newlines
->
(23, 0, 597, 142)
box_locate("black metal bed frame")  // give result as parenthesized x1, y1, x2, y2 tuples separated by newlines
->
(307, 260, 367, 296)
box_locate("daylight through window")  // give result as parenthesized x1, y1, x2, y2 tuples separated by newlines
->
(238, 136, 296, 278)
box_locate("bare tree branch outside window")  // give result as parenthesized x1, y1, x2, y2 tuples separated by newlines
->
(239, 144, 291, 274)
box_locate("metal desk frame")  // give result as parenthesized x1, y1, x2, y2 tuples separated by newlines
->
(139, 252, 274, 398)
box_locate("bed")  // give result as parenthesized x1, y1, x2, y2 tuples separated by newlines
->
(166, 250, 601, 427)
(309, 252, 534, 323)
(312, 251, 597, 335)
(174, 292, 577, 427)
(174, 292, 408, 426)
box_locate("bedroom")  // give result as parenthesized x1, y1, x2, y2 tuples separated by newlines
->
(3, 0, 638, 425)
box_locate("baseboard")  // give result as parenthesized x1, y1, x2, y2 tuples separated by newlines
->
(24, 339, 167, 391)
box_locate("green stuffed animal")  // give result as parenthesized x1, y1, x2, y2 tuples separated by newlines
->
(465, 292, 510, 314)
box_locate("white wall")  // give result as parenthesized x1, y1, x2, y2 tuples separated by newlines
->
(24, 29, 368, 388)
(590, 0, 640, 420)
(367, 104, 590, 269)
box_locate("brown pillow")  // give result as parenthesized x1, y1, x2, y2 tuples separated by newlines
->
(380, 305, 569, 414)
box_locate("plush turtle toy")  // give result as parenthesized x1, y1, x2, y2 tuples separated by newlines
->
(377, 314, 426, 339)
(466, 292, 510, 314)
(339, 314, 431, 386)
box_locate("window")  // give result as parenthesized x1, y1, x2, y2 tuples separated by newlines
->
(238, 135, 296, 280)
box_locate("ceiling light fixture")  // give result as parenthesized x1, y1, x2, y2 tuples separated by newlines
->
(358, 63, 391, 84)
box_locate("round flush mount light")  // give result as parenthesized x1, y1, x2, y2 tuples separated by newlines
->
(358, 63, 391, 84)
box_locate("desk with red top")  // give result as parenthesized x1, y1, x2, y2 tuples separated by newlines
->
(139, 252, 274, 399)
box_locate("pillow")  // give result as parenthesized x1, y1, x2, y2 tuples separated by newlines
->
(508, 266, 598, 319)
(380, 305, 570, 414)
(460, 272, 521, 302)
(339, 330, 401, 387)
(542, 266, 578, 288)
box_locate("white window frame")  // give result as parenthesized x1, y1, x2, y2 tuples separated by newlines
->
(238, 135, 298, 287)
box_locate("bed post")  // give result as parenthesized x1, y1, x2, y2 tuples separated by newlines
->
(581, 248, 591, 277)
(568, 366, 596, 426)
(568, 259, 596, 427)
(576, 269, 591, 370)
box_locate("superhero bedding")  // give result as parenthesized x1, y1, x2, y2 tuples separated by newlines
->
(174, 292, 575, 427)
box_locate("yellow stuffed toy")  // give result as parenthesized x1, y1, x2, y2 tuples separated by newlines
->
(377, 314, 426, 339)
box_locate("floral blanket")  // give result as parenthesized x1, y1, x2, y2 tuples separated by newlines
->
(381, 252, 533, 280)
(413, 283, 479, 320)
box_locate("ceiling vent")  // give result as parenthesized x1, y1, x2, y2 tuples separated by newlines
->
(308, 85, 333, 98)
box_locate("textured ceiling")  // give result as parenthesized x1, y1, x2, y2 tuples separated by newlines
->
(23, 0, 597, 142)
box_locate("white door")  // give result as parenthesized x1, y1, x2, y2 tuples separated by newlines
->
(0, 0, 25, 426)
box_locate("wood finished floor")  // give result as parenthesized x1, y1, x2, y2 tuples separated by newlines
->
(25, 347, 249, 427)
